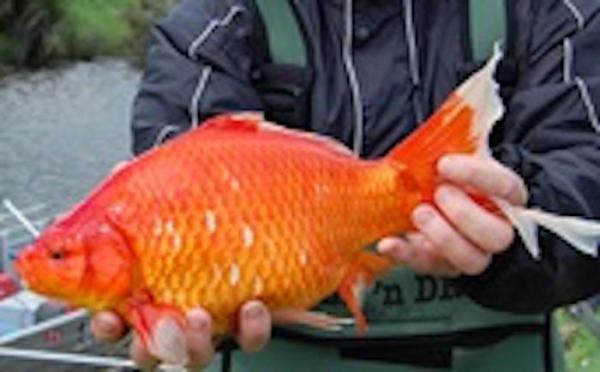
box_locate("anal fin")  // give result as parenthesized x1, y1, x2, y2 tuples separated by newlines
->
(338, 252, 395, 335)
(273, 309, 354, 332)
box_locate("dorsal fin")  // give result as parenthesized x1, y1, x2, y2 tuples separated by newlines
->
(199, 112, 265, 132)
(198, 112, 356, 157)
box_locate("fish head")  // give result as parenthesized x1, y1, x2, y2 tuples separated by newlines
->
(15, 217, 134, 310)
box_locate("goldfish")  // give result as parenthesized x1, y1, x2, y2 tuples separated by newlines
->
(15, 51, 600, 365)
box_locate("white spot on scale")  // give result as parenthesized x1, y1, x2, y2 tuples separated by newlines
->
(205, 210, 217, 234)
(243, 225, 254, 248)
(230, 178, 241, 191)
(299, 250, 308, 266)
(230, 264, 240, 286)
(315, 184, 330, 196)
(165, 220, 175, 234)
(173, 234, 182, 249)
(111, 203, 125, 215)
(253, 277, 264, 295)
(99, 224, 111, 234)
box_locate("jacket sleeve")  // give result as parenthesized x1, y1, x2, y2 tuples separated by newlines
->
(458, 1, 600, 313)
(130, 0, 263, 155)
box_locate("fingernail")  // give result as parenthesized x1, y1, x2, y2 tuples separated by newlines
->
(438, 156, 458, 176)
(96, 313, 117, 333)
(413, 205, 434, 228)
(377, 238, 397, 254)
(377, 244, 406, 261)
(244, 303, 265, 320)
(188, 312, 209, 331)
(377, 244, 391, 255)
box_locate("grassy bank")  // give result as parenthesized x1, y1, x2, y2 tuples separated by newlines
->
(558, 309, 600, 371)
(0, 0, 175, 69)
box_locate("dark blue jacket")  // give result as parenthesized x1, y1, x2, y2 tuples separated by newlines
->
(131, 0, 600, 316)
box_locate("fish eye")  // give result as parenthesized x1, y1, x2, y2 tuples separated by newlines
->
(49, 249, 65, 260)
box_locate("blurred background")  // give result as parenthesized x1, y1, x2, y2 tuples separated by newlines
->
(0, 1, 172, 370)
(0, 1, 598, 371)
(0, 0, 179, 208)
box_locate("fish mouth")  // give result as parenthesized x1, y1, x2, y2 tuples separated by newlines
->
(14, 246, 40, 291)
(14, 254, 30, 287)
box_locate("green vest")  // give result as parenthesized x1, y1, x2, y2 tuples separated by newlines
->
(202, 1, 567, 370)
(203, 269, 566, 372)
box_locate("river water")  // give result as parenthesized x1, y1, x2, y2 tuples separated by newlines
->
(0, 59, 141, 217)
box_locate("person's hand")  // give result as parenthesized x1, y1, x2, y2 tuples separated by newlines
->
(378, 154, 528, 277)
(91, 301, 271, 370)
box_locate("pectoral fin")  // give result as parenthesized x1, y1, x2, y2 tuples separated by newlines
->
(120, 295, 188, 366)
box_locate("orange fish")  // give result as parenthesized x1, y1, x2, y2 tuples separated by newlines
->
(15, 51, 599, 365)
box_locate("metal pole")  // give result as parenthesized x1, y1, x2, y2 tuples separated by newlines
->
(2, 199, 40, 238)
(0, 346, 188, 371)
(0, 346, 136, 369)
(0, 309, 88, 345)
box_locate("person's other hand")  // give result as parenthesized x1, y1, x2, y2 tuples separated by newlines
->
(90, 300, 271, 370)
(378, 154, 528, 277)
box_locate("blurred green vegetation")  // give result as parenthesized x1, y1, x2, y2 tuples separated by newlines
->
(0, 0, 176, 70)
(558, 309, 600, 371)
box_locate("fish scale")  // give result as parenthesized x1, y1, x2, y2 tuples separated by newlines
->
(121, 136, 381, 332)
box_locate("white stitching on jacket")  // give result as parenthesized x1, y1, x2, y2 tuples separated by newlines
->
(575, 77, 600, 133)
(343, 0, 365, 155)
(403, 0, 424, 123)
(563, 38, 573, 83)
(153, 125, 180, 148)
(189, 66, 213, 128)
(187, 5, 245, 59)
(562, 0, 585, 30)
(403, 0, 419, 87)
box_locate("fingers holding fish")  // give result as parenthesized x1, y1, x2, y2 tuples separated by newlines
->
(186, 308, 215, 368)
(412, 204, 492, 276)
(236, 301, 272, 353)
(91, 303, 271, 369)
(438, 155, 528, 206)
(434, 184, 515, 254)
(90, 311, 127, 343)
(377, 235, 460, 277)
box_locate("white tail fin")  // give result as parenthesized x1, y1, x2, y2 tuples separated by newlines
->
(496, 199, 600, 259)
(468, 47, 600, 260)
(456, 44, 505, 155)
